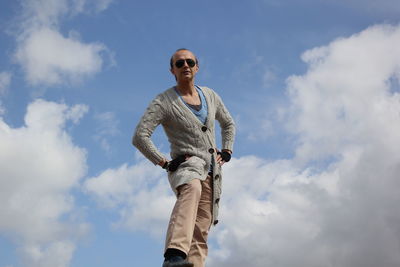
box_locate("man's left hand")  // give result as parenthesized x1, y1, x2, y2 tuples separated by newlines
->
(217, 150, 232, 166)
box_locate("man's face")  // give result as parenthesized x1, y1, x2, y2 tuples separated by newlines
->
(170, 50, 199, 82)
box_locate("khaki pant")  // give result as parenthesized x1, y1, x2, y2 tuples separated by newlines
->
(165, 176, 213, 267)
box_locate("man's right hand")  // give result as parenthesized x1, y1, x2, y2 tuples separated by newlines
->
(168, 155, 186, 172)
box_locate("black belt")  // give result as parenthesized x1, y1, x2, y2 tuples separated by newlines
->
(166, 154, 188, 172)
(166, 154, 214, 176)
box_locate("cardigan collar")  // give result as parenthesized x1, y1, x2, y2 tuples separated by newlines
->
(169, 86, 212, 129)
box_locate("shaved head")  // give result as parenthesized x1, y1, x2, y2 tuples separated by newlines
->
(170, 48, 199, 69)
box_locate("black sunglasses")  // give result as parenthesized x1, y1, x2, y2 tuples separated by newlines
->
(175, 59, 196, 68)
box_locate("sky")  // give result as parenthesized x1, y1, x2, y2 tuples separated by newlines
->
(1, 0, 400, 266)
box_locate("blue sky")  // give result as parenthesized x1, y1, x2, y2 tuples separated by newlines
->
(1, 1, 400, 267)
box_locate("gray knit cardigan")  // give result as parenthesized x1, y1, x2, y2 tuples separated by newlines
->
(132, 86, 235, 225)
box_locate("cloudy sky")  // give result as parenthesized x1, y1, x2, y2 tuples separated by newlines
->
(1, 0, 400, 266)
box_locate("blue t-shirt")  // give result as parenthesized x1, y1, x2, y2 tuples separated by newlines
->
(176, 86, 208, 124)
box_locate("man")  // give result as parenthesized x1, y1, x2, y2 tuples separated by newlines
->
(132, 48, 235, 267)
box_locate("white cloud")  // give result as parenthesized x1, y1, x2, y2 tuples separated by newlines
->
(0, 72, 11, 115)
(18, 0, 114, 32)
(93, 111, 120, 152)
(263, 0, 400, 14)
(207, 24, 400, 267)
(71, 0, 114, 14)
(0, 99, 89, 267)
(15, 28, 106, 86)
(13, 0, 113, 87)
(246, 113, 276, 141)
(287, 24, 400, 163)
(84, 155, 175, 237)
(0, 72, 12, 95)
(262, 66, 278, 88)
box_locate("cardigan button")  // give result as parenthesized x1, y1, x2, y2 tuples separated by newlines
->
(215, 198, 220, 204)
(208, 148, 215, 154)
(214, 220, 219, 225)
(214, 174, 220, 180)
(201, 126, 207, 132)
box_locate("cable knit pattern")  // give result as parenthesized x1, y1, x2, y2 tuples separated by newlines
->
(132, 86, 235, 225)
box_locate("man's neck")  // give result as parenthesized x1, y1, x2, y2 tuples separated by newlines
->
(175, 81, 196, 96)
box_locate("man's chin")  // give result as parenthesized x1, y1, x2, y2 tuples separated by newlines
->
(178, 76, 193, 82)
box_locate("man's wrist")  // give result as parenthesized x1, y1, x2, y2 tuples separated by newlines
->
(162, 161, 169, 170)
(222, 149, 232, 154)
(158, 159, 168, 168)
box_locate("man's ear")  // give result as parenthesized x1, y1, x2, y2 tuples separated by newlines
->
(170, 68, 177, 81)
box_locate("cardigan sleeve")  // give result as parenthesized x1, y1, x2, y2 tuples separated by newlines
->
(132, 95, 167, 165)
(214, 92, 235, 152)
